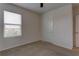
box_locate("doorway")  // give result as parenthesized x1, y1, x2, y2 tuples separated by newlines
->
(75, 14, 79, 47)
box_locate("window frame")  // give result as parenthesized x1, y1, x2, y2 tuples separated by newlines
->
(3, 10, 22, 38)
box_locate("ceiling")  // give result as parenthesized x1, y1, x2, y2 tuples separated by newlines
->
(14, 3, 69, 14)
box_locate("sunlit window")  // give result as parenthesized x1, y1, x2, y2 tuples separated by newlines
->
(4, 10, 22, 38)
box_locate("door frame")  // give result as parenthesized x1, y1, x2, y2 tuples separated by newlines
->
(73, 13, 76, 47)
(73, 12, 79, 47)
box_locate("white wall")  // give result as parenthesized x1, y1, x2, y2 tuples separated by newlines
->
(0, 4, 40, 51)
(42, 4, 73, 49)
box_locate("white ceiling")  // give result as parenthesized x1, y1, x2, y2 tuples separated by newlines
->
(14, 3, 69, 14)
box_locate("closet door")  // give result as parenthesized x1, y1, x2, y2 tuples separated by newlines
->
(76, 15, 79, 47)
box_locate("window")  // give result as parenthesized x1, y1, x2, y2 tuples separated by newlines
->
(4, 10, 22, 38)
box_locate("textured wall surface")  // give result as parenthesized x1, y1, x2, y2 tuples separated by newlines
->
(42, 4, 73, 49)
(0, 4, 41, 51)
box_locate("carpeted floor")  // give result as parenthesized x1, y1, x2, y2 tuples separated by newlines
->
(0, 41, 79, 56)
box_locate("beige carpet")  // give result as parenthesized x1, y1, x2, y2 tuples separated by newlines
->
(0, 41, 79, 56)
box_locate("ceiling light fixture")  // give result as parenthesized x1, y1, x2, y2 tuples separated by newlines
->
(40, 3, 43, 8)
